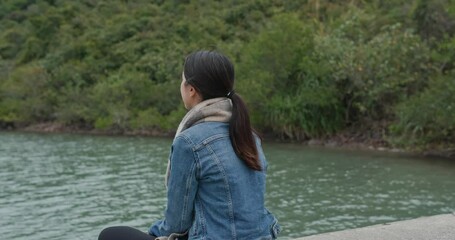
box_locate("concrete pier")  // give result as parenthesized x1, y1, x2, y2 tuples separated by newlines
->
(295, 213, 455, 240)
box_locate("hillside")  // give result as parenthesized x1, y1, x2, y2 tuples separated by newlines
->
(1, 0, 454, 153)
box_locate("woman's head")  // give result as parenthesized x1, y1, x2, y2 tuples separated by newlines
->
(180, 50, 262, 171)
(182, 50, 234, 101)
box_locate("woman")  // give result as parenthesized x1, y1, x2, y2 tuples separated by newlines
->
(99, 50, 280, 240)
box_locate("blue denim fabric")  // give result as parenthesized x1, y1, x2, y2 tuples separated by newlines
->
(149, 122, 280, 240)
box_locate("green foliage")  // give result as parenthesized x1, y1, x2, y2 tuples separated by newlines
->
(391, 73, 455, 146)
(414, 0, 455, 42)
(54, 85, 93, 127)
(431, 36, 455, 73)
(239, 13, 344, 139)
(131, 106, 185, 131)
(0, 27, 27, 59)
(0, 0, 454, 149)
(0, 63, 53, 123)
(316, 8, 434, 123)
(131, 107, 164, 130)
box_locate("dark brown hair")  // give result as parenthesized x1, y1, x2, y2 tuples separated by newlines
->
(183, 50, 261, 171)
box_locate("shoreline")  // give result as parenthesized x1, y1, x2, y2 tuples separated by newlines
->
(3, 122, 454, 160)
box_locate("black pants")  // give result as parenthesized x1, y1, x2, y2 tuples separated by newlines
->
(98, 226, 156, 240)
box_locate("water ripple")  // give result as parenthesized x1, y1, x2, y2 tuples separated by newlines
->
(1, 133, 455, 239)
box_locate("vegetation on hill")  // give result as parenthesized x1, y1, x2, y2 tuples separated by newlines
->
(0, 0, 454, 152)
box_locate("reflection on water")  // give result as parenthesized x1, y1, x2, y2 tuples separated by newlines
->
(1, 132, 454, 239)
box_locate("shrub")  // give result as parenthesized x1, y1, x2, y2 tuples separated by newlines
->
(239, 13, 344, 139)
(391, 73, 455, 147)
(316, 12, 433, 124)
(0, 63, 53, 123)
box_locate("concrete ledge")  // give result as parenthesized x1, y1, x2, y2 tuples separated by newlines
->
(295, 213, 455, 240)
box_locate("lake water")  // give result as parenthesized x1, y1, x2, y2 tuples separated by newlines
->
(1, 132, 454, 239)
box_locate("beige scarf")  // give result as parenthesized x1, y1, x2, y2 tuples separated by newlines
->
(165, 97, 232, 187)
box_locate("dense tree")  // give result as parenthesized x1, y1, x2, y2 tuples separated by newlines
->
(0, 0, 454, 150)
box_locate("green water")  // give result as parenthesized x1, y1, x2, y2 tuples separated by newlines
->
(1, 132, 454, 239)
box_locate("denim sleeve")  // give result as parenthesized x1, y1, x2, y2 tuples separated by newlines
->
(149, 135, 198, 237)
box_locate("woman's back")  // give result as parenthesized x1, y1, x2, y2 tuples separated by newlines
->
(149, 122, 279, 239)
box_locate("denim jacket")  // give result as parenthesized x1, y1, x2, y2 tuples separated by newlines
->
(149, 122, 280, 240)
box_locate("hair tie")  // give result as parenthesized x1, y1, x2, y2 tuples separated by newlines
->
(226, 90, 235, 98)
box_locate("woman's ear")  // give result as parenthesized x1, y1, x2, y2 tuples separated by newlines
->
(189, 86, 196, 96)
(189, 86, 203, 103)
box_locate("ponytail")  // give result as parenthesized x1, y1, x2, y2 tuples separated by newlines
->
(183, 50, 261, 171)
(229, 93, 262, 171)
